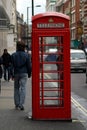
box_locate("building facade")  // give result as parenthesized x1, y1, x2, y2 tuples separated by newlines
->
(0, 0, 17, 55)
(46, 0, 56, 11)
(80, 0, 87, 42)
(46, 0, 87, 44)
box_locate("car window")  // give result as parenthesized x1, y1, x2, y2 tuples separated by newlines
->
(71, 52, 86, 59)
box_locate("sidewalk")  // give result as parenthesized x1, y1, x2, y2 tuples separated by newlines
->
(0, 78, 86, 130)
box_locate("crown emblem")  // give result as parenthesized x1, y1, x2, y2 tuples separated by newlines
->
(48, 18, 54, 23)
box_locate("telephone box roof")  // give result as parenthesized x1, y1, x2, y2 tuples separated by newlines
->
(32, 12, 70, 21)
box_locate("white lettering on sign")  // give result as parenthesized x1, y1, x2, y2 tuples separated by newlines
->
(37, 23, 65, 28)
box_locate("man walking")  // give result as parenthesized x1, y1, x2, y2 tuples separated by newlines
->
(11, 41, 31, 110)
(1, 49, 11, 81)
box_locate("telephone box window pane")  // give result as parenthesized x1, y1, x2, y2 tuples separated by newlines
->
(39, 81, 64, 89)
(40, 99, 64, 107)
(43, 99, 64, 106)
(42, 63, 64, 71)
(39, 36, 63, 53)
(40, 72, 58, 80)
(40, 90, 64, 98)
(40, 54, 64, 62)
(43, 64, 57, 71)
(39, 71, 64, 81)
(39, 36, 63, 45)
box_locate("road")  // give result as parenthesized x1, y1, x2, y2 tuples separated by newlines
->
(71, 72, 87, 99)
(71, 72, 87, 130)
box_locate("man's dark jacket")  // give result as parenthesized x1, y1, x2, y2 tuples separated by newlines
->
(2, 53, 11, 67)
(11, 51, 31, 78)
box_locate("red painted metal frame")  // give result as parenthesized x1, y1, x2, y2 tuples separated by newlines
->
(32, 12, 71, 120)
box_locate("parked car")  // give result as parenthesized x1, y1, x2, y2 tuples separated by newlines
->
(70, 49, 87, 72)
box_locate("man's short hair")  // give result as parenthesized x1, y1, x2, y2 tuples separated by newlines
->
(17, 41, 26, 51)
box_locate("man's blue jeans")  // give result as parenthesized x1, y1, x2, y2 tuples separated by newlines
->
(3, 66, 11, 81)
(14, 73, 28, 107)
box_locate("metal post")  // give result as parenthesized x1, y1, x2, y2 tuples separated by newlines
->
(27, 7, 29, 49)
(32, 0, 34, 16)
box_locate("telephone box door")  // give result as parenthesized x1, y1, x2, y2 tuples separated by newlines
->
(32, 30, 71, 120)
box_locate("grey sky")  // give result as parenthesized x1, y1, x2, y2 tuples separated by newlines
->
(16, 0, 46, 23)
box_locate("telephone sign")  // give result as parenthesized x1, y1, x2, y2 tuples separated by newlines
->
(37, 23, 65, 28)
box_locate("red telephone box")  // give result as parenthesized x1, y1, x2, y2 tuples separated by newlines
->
(32, 12, 71, 120)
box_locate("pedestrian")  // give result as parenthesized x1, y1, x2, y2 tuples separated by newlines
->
(0, 57, 3, 93)
(11, 41, 31, 110)
(1, 49, 11, 81)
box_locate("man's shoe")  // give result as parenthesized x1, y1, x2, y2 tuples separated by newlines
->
(15, 105, 20, 110)
(19, 106, 24, 111)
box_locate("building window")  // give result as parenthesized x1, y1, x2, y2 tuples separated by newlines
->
(71, 29, 76, 40)
(71, 12, 75, 23)
(72, 0, 75, 7)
